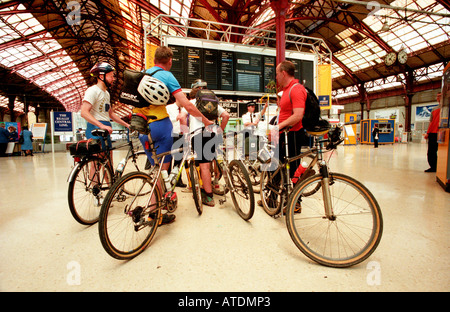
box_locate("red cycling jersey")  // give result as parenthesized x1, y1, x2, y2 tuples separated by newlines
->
(278, 79, 307, 132)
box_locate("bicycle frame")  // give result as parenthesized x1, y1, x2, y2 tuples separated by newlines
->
(262, 128, 335, 218)
(125, 128, 201, 216)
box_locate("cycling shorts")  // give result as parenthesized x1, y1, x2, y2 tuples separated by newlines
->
(139, 117, 173, 165)
(86, 121, 112, 150)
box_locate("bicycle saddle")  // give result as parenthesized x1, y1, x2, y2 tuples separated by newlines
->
(91, 129, 109, 138)
(306, 119, 331, 136)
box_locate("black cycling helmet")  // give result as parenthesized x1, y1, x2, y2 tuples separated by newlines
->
(90, 62, 115, 77)
(90, 62, 115, 88)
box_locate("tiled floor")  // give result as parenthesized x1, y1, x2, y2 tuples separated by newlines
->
(0, 143, 448, 292)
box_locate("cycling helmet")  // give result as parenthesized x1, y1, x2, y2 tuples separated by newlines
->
(191, 79, 207, 89)
(137, 75, 170, 106)
(90, 62, 115, 77)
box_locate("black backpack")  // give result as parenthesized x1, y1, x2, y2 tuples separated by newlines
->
(119, 68, 163, 108)
(289, 83, 321, 132)
(195, 88, 219, 120)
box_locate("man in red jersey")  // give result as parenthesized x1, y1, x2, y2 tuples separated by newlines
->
(270, 60, 308, 177)
(424, 93, 441, 172)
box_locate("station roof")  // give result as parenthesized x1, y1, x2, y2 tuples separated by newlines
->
(0, 0, 449, 118)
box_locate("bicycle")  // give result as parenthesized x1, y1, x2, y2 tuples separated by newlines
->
(67, 129, 148, 225)
(259, 128, 318, 217)
(261, 125, 383, 267)
(98, 127, 202, 260)
(203, 129, 255, 220)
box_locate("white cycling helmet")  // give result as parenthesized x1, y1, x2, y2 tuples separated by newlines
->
(137, 75, 170, 105)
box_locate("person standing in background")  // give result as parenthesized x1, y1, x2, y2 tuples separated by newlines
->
(20, 126, 34, 156)
(424, 93, 441, 173)
(0, 123, 12, 157)
(372, 124, 379, 148)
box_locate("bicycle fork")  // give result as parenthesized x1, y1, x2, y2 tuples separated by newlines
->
(319, 162, 336, 220)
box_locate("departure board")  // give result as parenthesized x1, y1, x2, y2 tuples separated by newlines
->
(235, 52, 262, 92)
(203, 49, 219, 90)
(166, 44, 315, 93)
(169, 45, 185, 88)
(186, 48, 202, 87)
(220, 51, 234, 91)
(302, 60, 314, 90)
(263, 56, 276, 93)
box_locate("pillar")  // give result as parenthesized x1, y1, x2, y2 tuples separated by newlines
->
(270, 0, 290, 65)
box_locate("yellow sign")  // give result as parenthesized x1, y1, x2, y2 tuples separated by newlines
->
(146, 43, 158, 69)
(317, 64, 332, 110)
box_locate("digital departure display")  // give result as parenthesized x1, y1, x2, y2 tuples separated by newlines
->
(220, 51, 234, 91)
(203, 49, 219, 90)
(235, 52, 262, 92)
(167, 45, 314, 93)
(169, 45, 185, 88)
(186, 47, 202, 87)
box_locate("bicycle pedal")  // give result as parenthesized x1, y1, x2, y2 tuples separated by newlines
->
(219, 199, 225, 205)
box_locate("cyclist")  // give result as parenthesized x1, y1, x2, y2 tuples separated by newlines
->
(81, 62, 130, 147)
(270, 60, 308, 178)
(179, 79, 230, 206)
(133, 46, 214, 223)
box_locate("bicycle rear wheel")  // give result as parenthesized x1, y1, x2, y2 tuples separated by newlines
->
(68, 157, 113, 225)
(189, 161, 203, 215)
(286, 173, 383, 268)
(122, 151, 149, 175)
(259, 168, 286, 216)
(98, 171, 162, 260)
(227, 160, 255, 220)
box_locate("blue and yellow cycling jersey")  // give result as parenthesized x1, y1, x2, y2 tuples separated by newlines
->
(132, 66, 182, 122)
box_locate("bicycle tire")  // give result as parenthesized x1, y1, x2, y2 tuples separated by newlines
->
(122, 151, 149, 176)
(259, 168, 286, 216)
(227, 160, 255, 220)
(189, 161, 203, 215)
(68, 157, 113, 225)
(98, 171, 162, 260)
(286, 173, 383, 268)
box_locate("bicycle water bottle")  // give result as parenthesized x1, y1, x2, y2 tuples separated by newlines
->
(161, 170, 171, 190)
(168, 166, 179, 185)
(292, 161, 308, 184)
(116, 158, 127, 173)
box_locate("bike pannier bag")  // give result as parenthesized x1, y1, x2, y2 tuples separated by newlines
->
(69, 139, 102, 156)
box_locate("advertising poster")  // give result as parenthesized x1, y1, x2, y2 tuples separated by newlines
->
(317, 64, 332, 110)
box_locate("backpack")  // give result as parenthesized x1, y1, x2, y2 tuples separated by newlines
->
(119, 68, 164, 108)
(195, 88, 219, 120)
(289, 83, 321, 132)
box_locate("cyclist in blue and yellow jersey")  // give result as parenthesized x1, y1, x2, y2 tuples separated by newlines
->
(134, 46, 214, 224)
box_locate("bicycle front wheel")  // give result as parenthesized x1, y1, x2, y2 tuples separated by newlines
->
(68, 157, 113, 225)
(259, 168, 286, 216)
(98, 171, 162, 260)
(286, 173, 383, 268)
(189, 161, 203, 215)
(227, 160, 255, 220)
